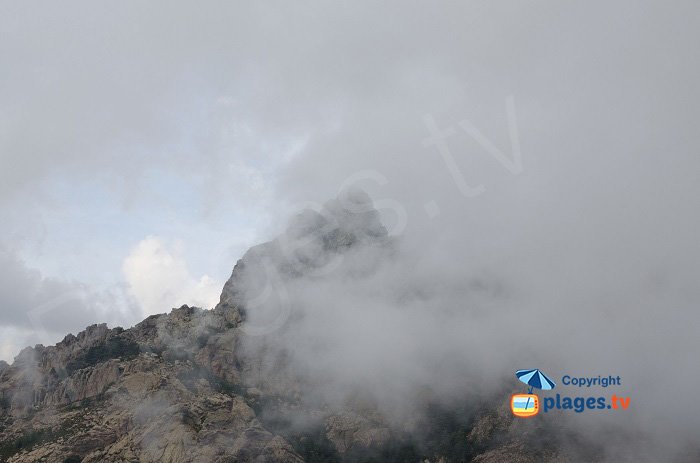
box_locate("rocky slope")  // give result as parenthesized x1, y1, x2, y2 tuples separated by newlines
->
(0, 190, 582, 462)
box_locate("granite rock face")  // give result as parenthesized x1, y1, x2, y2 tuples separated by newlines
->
(0, 191, 573, 462)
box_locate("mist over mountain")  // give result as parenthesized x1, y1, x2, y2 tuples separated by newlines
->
(0, 191, 696, 462)
(2, 2, 700, 462)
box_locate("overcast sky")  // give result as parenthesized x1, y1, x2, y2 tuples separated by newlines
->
(1, 2, 699, 456)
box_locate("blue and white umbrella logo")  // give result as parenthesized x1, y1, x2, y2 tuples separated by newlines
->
(516, 368, 556, 411)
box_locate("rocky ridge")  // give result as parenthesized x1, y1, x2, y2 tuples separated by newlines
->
(0, 190, 578, 462)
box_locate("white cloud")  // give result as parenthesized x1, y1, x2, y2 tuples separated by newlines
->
(122, 236, 221, 317)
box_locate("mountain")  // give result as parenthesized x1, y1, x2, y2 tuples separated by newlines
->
(0, 190, 581, 462)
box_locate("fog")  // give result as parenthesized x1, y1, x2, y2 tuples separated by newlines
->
(1, 1, 699, 461)
(234, 183, 698, 461)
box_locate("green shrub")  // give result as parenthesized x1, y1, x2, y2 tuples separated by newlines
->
(0, 429, 48, 459)
(66, 336, 140, 374)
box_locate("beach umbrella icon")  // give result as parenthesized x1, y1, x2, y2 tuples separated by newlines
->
(516, 369, 556, 411)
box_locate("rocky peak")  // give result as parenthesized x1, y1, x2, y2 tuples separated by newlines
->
(216, 187, 389, 314)
(285, 187, 387, 244)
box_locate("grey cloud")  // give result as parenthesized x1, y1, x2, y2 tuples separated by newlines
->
(0, 246, 139, 349)
(1, 1, 699, 461)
